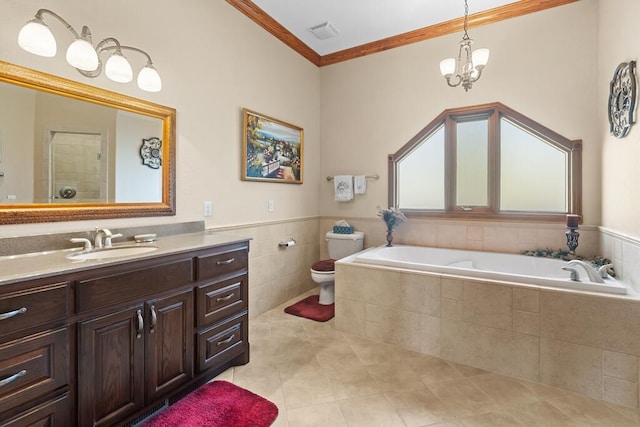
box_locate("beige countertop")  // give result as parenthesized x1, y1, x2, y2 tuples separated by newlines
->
(0, 230, 250, 286)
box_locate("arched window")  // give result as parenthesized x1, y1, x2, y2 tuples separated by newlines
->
(388, 103, 581, 222)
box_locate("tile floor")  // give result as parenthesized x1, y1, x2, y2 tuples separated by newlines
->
(215, 293, 640, 426)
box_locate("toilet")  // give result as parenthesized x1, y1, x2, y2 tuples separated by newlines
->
(311, 231, 365, 305)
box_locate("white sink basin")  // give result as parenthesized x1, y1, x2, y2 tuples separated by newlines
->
(67, 245, 158, 260)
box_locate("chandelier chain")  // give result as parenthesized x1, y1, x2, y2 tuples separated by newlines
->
(463, 0, 469, 39)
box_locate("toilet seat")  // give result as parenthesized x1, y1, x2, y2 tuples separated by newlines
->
(311, 259, 335, 273)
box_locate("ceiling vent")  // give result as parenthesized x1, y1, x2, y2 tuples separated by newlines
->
(309, 22, 338, 40)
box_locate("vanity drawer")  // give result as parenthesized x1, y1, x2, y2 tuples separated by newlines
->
(196, 275, 247, 328)
(1, 392, 70, 427)
(0, 327, 69, 414)
(197, 313, 247, 373)
(196, 248, 248, 281)
(78, 258, 193, 312)
(0, 283, 69, 339)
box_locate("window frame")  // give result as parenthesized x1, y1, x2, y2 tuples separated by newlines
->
(388, 102, 582, 223)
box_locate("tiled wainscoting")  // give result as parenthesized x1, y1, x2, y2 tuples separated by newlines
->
(213, 215, 595, 322)
(210, 217, 321, 318)
(601, 227, 640, 293)
(335, 262, 640, 408)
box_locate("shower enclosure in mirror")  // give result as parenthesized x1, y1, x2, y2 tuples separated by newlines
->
(0, 60, 175, 224)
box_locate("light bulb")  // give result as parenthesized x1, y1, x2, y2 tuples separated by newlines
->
(18, 18, 57, 57)
(66, 38, 99, 71)
(105, 52, 133, 83)
(137, 64, 162, 92)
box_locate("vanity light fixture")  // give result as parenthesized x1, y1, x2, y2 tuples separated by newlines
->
(439, 0, 489, 92)
(18, 9, 162, 92)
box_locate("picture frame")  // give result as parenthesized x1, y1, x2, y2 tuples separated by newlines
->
(242, 108, 303, 184)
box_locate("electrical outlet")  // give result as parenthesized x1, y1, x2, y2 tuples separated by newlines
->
(268, 199, 274, 212)
(203, 201, 212, 217)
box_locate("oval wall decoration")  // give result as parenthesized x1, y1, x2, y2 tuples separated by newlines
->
(608, 61, 637, 139)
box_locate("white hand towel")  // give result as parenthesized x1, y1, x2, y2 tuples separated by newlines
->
(334, 175, 354, 201)
(354, 175, 367, 194)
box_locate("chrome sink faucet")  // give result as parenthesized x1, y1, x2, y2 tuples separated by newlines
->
(565, 260, 605, 283)
(93, 228, 112, 249)
(94, 228, 122, 248)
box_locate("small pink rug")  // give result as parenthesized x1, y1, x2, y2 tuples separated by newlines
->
(284, 295, 334, 322)
(141, 380, 278, 427)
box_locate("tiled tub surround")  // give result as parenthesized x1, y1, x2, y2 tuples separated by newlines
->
(354, 245, 629, 295)
(320, 217, 600, 259)
(335, 260, 640, 408)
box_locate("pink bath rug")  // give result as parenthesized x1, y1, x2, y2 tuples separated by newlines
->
(141, 380, 278, 427)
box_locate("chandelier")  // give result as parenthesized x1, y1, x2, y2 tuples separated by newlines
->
(18, 9, 162, 92)
(439, 0, 489, 91)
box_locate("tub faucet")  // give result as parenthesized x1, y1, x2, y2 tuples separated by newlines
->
(598, 264, 613, 279)
(562, 266, 580, 282)
(565, 260, 605, 283)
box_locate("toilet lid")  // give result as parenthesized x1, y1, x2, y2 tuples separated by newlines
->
(312, 259, 336, 272)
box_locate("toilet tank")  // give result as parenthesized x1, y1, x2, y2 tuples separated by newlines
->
(326, 231, 365, 260)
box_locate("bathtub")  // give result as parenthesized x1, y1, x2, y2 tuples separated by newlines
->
(352, 245, 628, 295)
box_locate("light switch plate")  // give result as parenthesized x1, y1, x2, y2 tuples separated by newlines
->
(203, 201, 212, 217)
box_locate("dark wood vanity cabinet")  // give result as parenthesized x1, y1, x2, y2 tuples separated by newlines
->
(195, 248, 250, 373)
(0, 240, 250, 427)
(78, 289, 194, 427)
(0, 281, 70, 426)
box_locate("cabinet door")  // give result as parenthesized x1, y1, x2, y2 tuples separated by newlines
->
(145, 289, 194, 402)
(78, 305, 145, 427)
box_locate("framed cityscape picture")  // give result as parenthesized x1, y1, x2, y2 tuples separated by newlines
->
(242, 108, 303, 184)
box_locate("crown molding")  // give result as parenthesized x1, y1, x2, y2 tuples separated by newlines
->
(226, 0, 579, 67)
(225, 0, 321, 65)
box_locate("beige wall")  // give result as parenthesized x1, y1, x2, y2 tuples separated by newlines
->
(0, 0, 320, 237)
(599, 0, 640, 239)
(4, 1, 639, 275)
(319, 0, 600, 227)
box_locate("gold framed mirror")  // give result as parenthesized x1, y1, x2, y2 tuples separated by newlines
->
(0, 60, 175, 224)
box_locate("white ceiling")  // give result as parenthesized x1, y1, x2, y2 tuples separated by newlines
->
(252, 0, 519, 56)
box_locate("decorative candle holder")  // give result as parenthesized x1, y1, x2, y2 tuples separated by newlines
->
(566, 227, 580, 253)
